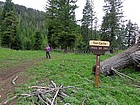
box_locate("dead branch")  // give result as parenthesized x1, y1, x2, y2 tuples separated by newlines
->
(12, 76, 18, 85)
(20, 81, 79, 105)
(51, 80, 57, 88)
(30, 86, 48, 89)
(37, 94, 50, 105)
(82, 98, 86, 105)
(3, 96, 17, 105)
(20, 94, 33, 98)
(133, 85, 140, 88)
(46, 97, 52, 105)
(64, 103, 71, 105)
(111, 67, 140, 83)
(51, 85, 62, 105)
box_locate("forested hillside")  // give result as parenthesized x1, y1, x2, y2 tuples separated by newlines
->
(0, 0, 139, 52)
(14, 4, 47, 50)
(0, 1, 47, 50)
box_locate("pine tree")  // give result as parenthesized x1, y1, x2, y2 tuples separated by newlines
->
(125, 20, 138, 47)
(57, 0, 77, 50)
(1, 0, 19, 49)
(46, 0, 78, 51)
(0, 5, 2, 45)
(81, 0, 95, 51)
(34, 32, 43, 50)
(101, 0, 124, 53)
(45, 0, 58, 48)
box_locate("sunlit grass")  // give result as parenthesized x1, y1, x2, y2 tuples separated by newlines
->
(18, 52, 140, 105)
(0, 48, 140, 104)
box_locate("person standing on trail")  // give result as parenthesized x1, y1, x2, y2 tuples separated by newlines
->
(45, 44, 51, 59)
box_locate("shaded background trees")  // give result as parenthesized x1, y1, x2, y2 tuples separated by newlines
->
(0, 0, 139, 53)
(15, 5, 47, 50)
(1, 0, 19, 49)
(0, 0, 47, 50)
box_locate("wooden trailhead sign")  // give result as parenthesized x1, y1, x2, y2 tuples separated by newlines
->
(89, 40, 110, 55)
(89, 40, 110, 87)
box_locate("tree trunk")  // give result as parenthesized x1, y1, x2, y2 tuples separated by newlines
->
(93, 43, 140, 76)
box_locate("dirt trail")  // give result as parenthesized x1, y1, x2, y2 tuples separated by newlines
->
(0, 58, 44, 104)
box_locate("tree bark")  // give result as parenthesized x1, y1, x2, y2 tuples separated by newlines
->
(93, 43, 140, 76)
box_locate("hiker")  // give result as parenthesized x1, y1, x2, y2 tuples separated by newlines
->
(45, 44, 51, 59)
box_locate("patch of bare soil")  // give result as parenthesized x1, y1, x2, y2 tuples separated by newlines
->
(0, 58, 44, 104)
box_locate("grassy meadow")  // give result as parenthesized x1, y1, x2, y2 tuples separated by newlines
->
(0, 48, 140, 105)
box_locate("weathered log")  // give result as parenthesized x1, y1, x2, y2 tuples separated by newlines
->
(93, 43, 140, 76)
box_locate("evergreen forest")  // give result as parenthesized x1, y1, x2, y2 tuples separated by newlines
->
(0, 0, 139, 53)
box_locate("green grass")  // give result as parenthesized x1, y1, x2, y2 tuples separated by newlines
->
(0, 48, 140, 105)
(0, 48, 43, 69)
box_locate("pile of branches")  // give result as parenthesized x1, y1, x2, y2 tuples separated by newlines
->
(21, 81, 78, 105)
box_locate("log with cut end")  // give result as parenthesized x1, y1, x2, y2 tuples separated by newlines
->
(93, 43, 140, 76)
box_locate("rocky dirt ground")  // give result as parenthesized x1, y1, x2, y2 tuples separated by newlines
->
(0, 58, 44, 104)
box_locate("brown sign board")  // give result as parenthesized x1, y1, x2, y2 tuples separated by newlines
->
(89, 40, 110, 55)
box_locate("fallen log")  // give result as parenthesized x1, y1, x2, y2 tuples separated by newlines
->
(93, 43, 140, 76)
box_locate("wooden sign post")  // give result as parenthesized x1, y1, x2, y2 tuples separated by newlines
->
(89, 40, 110, 87)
